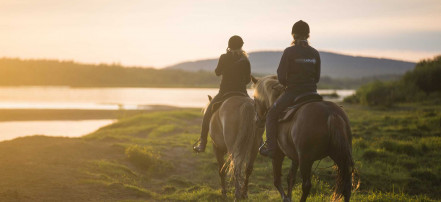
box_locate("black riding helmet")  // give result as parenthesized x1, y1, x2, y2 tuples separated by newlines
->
(292, 20, 310, 37)
(228, 35, 244, 50)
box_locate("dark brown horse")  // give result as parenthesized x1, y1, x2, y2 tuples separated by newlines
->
(207, 95, 263, 199)
(252, 75, 357, 202)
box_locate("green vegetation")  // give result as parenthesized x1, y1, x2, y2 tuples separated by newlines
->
(0, 58, 397, 89)
(345, 56, 441, 107)
(0, 58, 220, 88)
(0, 105, 440, 201)
(318, 74, 400, 89)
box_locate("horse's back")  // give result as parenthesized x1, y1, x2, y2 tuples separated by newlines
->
(210, 96, 254, 152)
(219, 96, 254, 125)
(280, 101, 348, 160)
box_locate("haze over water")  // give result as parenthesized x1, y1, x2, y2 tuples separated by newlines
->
(0, 87, 353, 141)
(0, 87, 353, 110)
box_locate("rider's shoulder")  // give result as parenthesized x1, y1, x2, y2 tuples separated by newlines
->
(219, 53, 230, 62)
(284, 46, 295, 52)
(220, 53, 228, 59)
(309, 46, 320, 56)
(282, 46, 296, 55)
(309, 45, 319, 52)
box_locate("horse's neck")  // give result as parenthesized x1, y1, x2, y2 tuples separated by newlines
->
(267, 91, 284, 108)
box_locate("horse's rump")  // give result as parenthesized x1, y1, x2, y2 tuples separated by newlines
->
(209, 95, 260, 198)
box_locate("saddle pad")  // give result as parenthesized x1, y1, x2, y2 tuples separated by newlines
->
(211, 91, 249, 113)
(278, 94, 323, 122)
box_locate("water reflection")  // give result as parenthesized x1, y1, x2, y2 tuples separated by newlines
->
(0, 87, 354, 109)
(0, 120, 114, 141)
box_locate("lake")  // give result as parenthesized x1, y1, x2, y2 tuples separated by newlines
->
(0, 87, 354, 141)
(0, 86, 354, 110)
(0, 120, 115, 142)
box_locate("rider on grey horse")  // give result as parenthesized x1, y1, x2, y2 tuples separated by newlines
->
(193, 35, 251, 153)
(259, 20, 321, 158)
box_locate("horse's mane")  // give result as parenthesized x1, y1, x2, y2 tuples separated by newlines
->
(253, 75, 284, 107)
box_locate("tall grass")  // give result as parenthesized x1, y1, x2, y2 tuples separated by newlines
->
(125, 145, 159, 170)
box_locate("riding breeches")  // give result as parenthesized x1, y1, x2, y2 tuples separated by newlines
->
(265, 89, 313, 149)
(200, 92, 224, 143)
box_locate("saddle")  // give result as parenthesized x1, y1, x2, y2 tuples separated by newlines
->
(211, 91, 249, 112)
(278, 92, 323, 122)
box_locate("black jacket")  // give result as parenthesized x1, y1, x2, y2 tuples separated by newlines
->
(277, 41, 321, 91)
(215, 52, 251, 93)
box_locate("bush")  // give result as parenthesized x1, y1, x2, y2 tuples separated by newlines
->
(357, 81, 398, 107)
(345, 55, 441, 106)
(403, 55, 441, 93)
(125, 145, 159, 170)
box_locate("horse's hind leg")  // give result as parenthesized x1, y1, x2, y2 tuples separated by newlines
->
(330, 155, 352, 202)
(272, 149, 287, 200)
(339, 161, 352, 202)
(213, 146, 227, 197)
(299, 160, 313, 202)
(241, 144, 258, 199)
(286, 160, 299, 201)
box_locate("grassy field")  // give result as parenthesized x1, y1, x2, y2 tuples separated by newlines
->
(0, 103, 440, 201)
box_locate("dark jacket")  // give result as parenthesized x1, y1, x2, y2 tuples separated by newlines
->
(215, 52, 251, 93)
(277, 41, 321, 92)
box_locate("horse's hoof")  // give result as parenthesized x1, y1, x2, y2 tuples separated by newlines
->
(221, 190, 227, 199)
(282, 196, 292, 202)
(235, 194, 246, 201)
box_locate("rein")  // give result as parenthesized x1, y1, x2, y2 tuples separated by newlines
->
(254, 99, 268, 128)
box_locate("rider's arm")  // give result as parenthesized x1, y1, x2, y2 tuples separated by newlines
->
(277, 49, 289, 86)
(242, 60, 251, 84)
(215, 54, 226, 76)
(315, 52, 321, 83)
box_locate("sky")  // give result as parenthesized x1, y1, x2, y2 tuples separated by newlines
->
(1, 0, 440, 67)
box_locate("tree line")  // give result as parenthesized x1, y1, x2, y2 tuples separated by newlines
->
(0, 58, 397, 89)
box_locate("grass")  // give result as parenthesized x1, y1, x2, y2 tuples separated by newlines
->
(0, 103, 440, 201)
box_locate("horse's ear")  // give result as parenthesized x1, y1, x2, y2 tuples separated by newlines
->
(251, 75, 258, 84)
(208, 95, 212, 101)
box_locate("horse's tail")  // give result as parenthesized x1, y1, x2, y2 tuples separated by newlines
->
(328, 113, 359, 201)
(227, 101, 257, 185)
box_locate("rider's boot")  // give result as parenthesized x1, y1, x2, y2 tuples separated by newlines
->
(259, 141, 275, 158)
(260, 114, 277, 158)
(193, 139, 207, 153)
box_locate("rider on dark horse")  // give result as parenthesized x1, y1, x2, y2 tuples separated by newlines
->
(259, 20, 321, 158)
(193, 35, 251, 153)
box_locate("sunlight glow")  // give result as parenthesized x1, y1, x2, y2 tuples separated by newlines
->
(1, 0, 440, 66)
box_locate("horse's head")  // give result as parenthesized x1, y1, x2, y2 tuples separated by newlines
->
(251, 75, 284, 122)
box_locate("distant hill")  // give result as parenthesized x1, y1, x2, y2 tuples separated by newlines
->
(0, 58, 409, 89)
(166, 51, 416, 78)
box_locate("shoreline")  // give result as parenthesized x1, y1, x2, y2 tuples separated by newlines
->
(0, 106, 186, 122)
